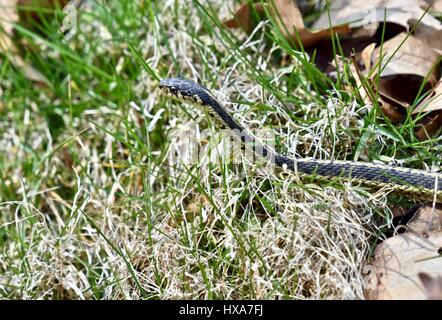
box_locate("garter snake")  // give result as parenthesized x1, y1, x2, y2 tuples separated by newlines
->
(159, 77, 442, 202)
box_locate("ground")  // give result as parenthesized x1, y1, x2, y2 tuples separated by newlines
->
(0, 0, 440, 299)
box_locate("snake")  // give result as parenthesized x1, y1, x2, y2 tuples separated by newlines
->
(159, 77, 442, 202)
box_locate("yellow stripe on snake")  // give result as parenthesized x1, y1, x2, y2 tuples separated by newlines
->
(159, 77, 442, 202)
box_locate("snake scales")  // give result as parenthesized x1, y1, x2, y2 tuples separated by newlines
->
(159, 77, 442, 202)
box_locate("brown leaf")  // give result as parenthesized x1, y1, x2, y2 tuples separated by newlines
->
(415, 79, 442, 114)
(310, 1, 441, 78)
(372, 33, 439, 87)
(0, 0, 18, 35)
(269, 0, 304, 40)
(364, 231, 442, 300)
(224, 0, 351, 48)
(18, 0, 69, 27)
(349, 53, 374, 104)
(414, 110, 442, 140)
(307, 35, 375, 74)
(418, 272, 442, 300)
(410, 19, 442, 54)
(313, 0, 441, 33)
(361, 42, 376, 71)
(378, 97, 407, 122)
(272, 0, 351, 47)
(430, 0, 442, 13)
(414, 79, 442, 140)
(366, 33, 440, 122)
(406, 205, 442, 234)
(223, 3, 266, 33)
(0, 0, 50, 86)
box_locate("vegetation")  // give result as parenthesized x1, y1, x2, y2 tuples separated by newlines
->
(0, 0, 440, 299)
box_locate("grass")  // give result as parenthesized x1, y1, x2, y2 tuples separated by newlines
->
(0, 0, 440, 299)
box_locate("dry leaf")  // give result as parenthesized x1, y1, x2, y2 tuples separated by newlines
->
(0, 101, 6, 113)
(364, 231, 442, 300)
(313, 0, 441, 33)
(271, 0, 351, 47)
(378, 97, 406, 122)
(410, 19, 442, 54)
(414, 79, 442, 140)
(366, 33, 440, 122)
(223, 3, 266, 33)
(418, 272, 442, 300)
(0, 0, 18, 35)
(0, 0, 50, 86)
(349, 57, 373, 104)
(224, 0, 351, 48)
(314, 0, 441, 82)
(414, 110, 442, 140)
(307, 34, 375, 73)
(414, 78, 442, 114)
(372, 33, 439, 87)
(361, 42, 376, 71)
(406, 205, 442, 234)
(430, 0, 442, 13)
(18, 0, 69, 27)
(347, 43, 377, 105)
(269, 0, 304, 40)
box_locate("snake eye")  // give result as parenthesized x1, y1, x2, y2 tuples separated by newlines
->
(169, 87, 177, 95)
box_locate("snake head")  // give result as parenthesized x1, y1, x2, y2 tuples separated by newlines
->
(159, 78, 215, 106)
(159, 78, 196, 98)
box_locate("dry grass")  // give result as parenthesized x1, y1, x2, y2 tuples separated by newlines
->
(0, 0, 405, 299)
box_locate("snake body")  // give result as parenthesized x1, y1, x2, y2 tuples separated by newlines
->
(159, 77, 442, 202)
